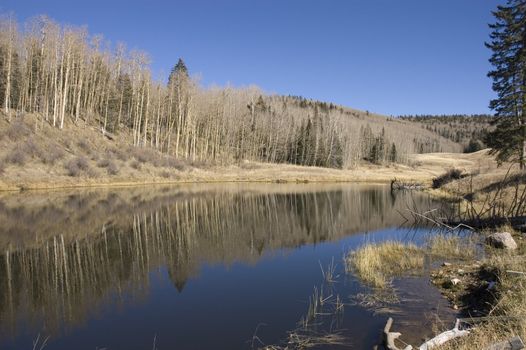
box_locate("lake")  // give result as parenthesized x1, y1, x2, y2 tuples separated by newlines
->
(0, 183, 456, 349)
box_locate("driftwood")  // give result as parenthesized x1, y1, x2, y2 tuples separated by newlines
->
(418, 319, 470, 350)
(383, 318, 470, 350)
(406, 208, 475, 231)
(506, 270, 526, 276)
(391, 179, 424, 191)
(446, 216, 526, 231)
(383, 317, 413, 350)
(485, 336, 525, 350)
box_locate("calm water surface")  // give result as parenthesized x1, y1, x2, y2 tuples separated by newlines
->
(0, 183, 456, 349)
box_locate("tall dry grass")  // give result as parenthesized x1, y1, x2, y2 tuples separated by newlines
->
(346, 241, 424, 288)
(426, 234, 477, 260)
(437, 227, 526, 349)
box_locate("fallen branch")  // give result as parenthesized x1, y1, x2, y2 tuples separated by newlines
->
(418, 319, 470, 350)
(383, 317, 471, 350)
(406, 208, 475, 231)
(383, 317, 413, 350)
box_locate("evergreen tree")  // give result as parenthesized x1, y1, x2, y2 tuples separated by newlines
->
(485, 0, 526, 168)
(389, 143, 397, 162)
(168, 58, 189, 87)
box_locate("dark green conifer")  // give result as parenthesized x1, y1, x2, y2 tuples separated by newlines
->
(485, 0, 526, 168)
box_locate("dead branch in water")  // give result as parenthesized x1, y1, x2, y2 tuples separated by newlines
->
(382, 317, 470, 350)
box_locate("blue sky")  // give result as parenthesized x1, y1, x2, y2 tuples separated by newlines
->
(1, 0, 502, 116)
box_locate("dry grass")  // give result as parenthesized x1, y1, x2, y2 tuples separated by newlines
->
(426, 234, 477, 260)
(346, 241, 425, 288)
(0, 114, 503, 191)
(436, 227, 526, 349)
(260, 331, 348, 350)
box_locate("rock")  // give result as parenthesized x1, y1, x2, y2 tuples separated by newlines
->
(451, 278, 461, 286)
(457, 269, 465, 275)
(442, 262, 452, 267)
(486, 232, 518, 250)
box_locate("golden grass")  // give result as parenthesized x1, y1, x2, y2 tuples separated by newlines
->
(426, 234, 477, 260)
(0, 114, 500, 191)
(346, 241, 424, 288)
(347, 235, 477, 290)
(436, 227, 526, 349)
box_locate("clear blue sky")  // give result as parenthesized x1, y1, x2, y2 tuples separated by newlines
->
(1, 0, 503, 116)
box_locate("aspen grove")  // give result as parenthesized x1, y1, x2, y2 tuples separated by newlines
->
(0, 15, 461, 169)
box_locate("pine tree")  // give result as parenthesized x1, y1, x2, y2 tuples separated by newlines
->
(485, 0, 526, 168)
(389, 143, 397, 162)
(168, 58, 189, 86)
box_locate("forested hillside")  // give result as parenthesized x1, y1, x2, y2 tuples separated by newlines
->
(400, 114, 494, 153)
(0, 15, 460, 175)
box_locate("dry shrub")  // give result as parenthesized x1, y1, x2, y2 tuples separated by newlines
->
(107, 161, 119, 175)
(40, 144, 66, 165)
(132, 147, 157, 163)
(346, 241, 424, 288)
(160, 170, 171, 178)
(110, 147, 128, 161)
(6, 137, 64, 166)
(5, 119, 31, 141)
(239, 161, 259, 170)
(97, 158, 111, 168)
(130, 160, 141, 170)
(77, 139, 90, 150)
(432, 168, 464, 189)
(190, 159, 212, 169)
(22, 137, 40, 157)
(131, 146, 185, 170)
(96, 156, 119, 175)
(65, 156, 92, 177)
(5, 144, 28, 165)
(155, 156, 186, 170)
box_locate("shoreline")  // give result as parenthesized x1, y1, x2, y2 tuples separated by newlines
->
(4, 148, 491, 192)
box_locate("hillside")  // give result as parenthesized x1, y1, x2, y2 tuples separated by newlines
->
(0, 111, 490, 191)
(400, 114, 494, 152)
(0, 15, 463, 191)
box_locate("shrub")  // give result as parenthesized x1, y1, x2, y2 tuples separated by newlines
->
(133, 147, 157, 163)
(432, 168, 464, 189)
(130, 160, 142, 170)
(155, 156, 186, 170)
(65, 156, 91, 177)
(110, 147, 128, 161)
(77, 139, 90, 150)
(6, 119, 31, 141)
(107, 161, 119, 175)
(5, 145, 27, 165)
(97, 158, 111, 168)
(40, 144, 66, 165)
(22, 137, 40, 157)
(464, 139, 484, 153)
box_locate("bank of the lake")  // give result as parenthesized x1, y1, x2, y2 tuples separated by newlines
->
(0, 149, 496, 192)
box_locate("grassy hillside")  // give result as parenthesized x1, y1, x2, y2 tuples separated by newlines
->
(0, 15, 461, 184)
(400, 114, 494, 152)
(0, 110, 491, 191)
